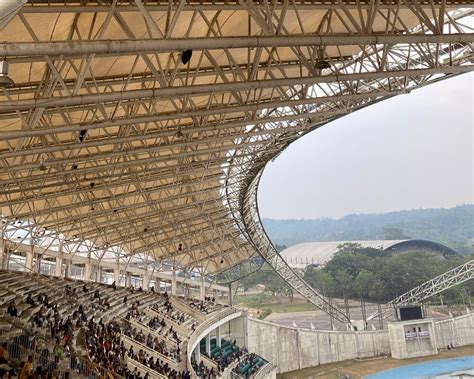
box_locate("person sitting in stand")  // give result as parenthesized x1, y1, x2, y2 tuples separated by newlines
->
(7, 300, 18, 317)
(25, 293, 35, 306)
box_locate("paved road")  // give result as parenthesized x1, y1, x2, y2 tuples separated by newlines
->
(265, 306, 450, 331)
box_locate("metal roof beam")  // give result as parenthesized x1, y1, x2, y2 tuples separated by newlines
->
(19, 1, 474, 13)
(1, 66, 472, 113)
(0, 91, 386, 140)
(1, 34, 472, 58)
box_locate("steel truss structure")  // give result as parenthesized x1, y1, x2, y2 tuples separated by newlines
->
(368, 260, 474, 321)
(0, 0, 473, 323)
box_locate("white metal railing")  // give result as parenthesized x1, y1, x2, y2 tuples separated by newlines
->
(128, 316, 182, 348)
(253, 362, 276, 379)
(121, 334, 183, 370)
(170, 297, 206, 322)
(145, 307, 189, 337)
(125, 356, 168, 379)
(187, 307, 242, 378)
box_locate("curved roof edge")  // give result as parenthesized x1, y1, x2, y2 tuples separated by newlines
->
(281, 239, 458, 269)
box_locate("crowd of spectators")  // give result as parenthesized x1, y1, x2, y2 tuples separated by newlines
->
(203, 339, 246, 372)
(123, 324, 182, 363)
(84, 318, 129, 376)
(192, 359, 217, 379)
(232, 353, 266, 379)
(0, 337, 65, 378)
(1, 271, 255, 379)
(126, 346, 190, 379)
(84, 316, 191, 379)
(150, 295, 193, 327)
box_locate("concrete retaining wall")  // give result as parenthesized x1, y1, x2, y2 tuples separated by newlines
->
(434, 313, 474, 348)
(248, 313, 474, 374)
(247, 319, 390, 373)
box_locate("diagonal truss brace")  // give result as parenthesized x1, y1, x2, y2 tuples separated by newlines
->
(368, 260, 474, 321)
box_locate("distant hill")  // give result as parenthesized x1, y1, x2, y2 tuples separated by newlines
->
(262, 204, 474, 255)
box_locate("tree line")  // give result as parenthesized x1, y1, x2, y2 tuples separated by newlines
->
(262, 204, 474, 255)
(239, 243, 473, 306)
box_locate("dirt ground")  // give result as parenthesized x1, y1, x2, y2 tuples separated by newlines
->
(277, 345, 474, 379)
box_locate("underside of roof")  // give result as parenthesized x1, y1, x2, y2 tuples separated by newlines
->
(0, 1, 472, 290)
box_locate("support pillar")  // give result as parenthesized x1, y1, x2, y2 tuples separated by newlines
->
(0, 220, 6, 270)
(65, 259, 72, 278)
(171, 269, 177, 296)
(34, 253, 42, 273)
(205, 334, 211, 356)
(96, 265, 102, 283)
(114, 268, 120, 284)
(194, 347, 201, 362)
(84, 261, 92, 282)
(228, 283, 233, 307)
(55, 256, 63, 277)
(156, 279, 161, 293)
(26, 247, 34, 271)
(199, 276, 205, 300)
(216, 326, 221, 348)
(125, 272, 132, 287)
(55, 241, 63, 277)
(114, 257, 120, 284)
(142, 273, 149, 290)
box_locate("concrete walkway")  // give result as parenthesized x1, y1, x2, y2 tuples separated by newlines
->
(364, 356, 474, 379)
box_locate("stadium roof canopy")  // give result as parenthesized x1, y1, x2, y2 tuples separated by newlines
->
(0, 0, 472, 322)
(281, 239, 459, 269)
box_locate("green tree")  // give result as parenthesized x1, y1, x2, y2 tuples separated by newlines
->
(334, 269, 354, 317)
(354, 270, 377, 299)
(304, 269, 336, 297)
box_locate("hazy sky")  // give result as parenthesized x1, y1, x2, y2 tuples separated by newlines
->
(259, 73, 473, 220)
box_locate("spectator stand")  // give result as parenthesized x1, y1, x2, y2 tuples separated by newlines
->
(127, 316, 183, 351)
(231, 353, 267, 379)
(146, 304, 192, 337)
(125, 355, 167, 379)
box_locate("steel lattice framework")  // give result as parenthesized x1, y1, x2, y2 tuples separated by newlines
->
(0, 0, 473, 323)
(368, 260, 474, 321)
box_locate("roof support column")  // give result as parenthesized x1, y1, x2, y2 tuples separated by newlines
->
(26, 244, 34, 271)
(96, 265, 102, 283)
(114, 256, 120, 285)
(216, 326, 221, 348)
(55, 240, 63, 277)
(0, 218, 6, 270)
(171, 268, 177, 296)
(142, 273, 149, 290)
(64, 259, 71, 279)
(205, 333, 211, 356)
(194, 345, 201, 363)
(84, 257, 92, 282)
(142, 254, 149, 290)
(228, 283, 233, 307)
(199, 276, 205, 301)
